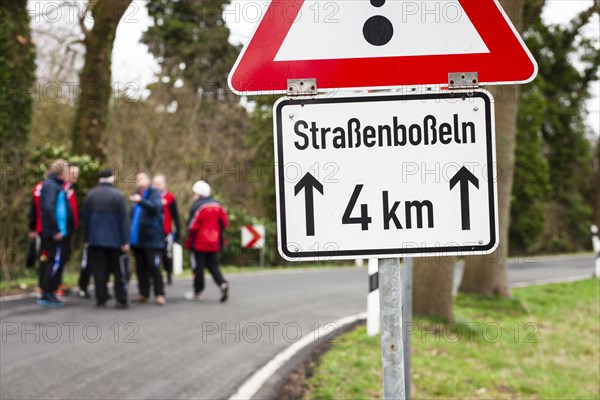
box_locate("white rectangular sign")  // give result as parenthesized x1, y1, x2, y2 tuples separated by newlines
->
(274, 91, 498, 261)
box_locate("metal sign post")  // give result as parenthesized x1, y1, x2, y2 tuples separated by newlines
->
(379, 258, 406, 400)
(402, 258, 413, 400)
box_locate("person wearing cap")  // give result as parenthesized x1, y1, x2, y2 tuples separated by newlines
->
(82, 169, 131, 308)
(185, 181, 230, 302)
(152, 174, 181, 285)
(130, 172, 166, 306)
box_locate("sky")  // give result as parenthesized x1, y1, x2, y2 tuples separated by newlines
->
(29, 0, 599, 134)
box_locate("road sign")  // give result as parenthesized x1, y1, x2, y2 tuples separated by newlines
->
(241, 225, 266, 249)
(274, 91, 498, 261)
(228, 0, 537, 94)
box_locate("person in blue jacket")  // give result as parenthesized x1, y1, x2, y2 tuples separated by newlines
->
(38, 159, 74, 308)
(129, 172, 166, 305)
(83, 169, 131, 308)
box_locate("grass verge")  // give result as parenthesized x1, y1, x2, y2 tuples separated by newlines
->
(303, 279, 600, 399)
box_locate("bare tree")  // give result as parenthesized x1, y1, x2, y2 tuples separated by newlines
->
(72, 0, 133, 161)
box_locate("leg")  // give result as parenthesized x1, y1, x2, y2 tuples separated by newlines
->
(110, 249, 128, 305)
(57, 234, 73, 287)
(193, 252, 206, 295)
(149, 249, 165, 297)
(163, 235, 173, 284)
(89, 247, 109, 305)
(78, 245, 91, 294)
(40, 239, 61, 294)
(205, 252, 229, 302)
(205, 252, 226, 287)
(37, 249, 45, 290)
(134, 248, 150, 298)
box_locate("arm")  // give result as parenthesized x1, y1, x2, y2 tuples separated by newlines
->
(185, 207, 202, 250)
(41, 183, 59, 237)
(28, 196, 37, 233)
(138, 190, 162, 215)
(82, 195, 90, 242)
(221, 207, 230, 230)
(169, 199, 181, 241)
(119, 195, 130, 247)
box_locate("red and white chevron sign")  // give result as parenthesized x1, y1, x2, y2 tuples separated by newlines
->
(241, 225, 266, 249)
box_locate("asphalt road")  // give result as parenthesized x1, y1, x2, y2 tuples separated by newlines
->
(0, 254, 595, 400)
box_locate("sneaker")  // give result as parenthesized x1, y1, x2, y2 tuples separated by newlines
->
(78, 290, 91, 299)
(37, 292, 64, 308)
(192, 293, 204, 301)
(167, 276, 173, 285)
(155, 295, 166, 306)
(131, 295, 148, 303)
(57, 285, 70, 297)
(220, 284, 229, 303)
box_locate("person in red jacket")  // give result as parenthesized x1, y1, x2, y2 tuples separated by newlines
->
(153, 174, 181, 285)
(185, 181, 229, 302)
(54, 165, 79, 297)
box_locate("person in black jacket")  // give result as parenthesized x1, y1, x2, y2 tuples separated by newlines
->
(83, 169, 131, 308)
(38, 159, 73, 308)
(129, 172, 166, 305)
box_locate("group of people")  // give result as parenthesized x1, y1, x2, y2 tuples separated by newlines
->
(28, 159, 230, 309)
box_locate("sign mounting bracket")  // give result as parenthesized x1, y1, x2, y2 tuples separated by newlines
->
(448, 72, 479, 90)
(287, 78, 317, 96)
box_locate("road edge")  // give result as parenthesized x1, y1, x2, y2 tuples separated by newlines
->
(228, 311, 368, 400)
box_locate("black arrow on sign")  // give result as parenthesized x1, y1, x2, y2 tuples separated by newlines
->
(294, 173, 324, 236)
(450, 166, 480, 230)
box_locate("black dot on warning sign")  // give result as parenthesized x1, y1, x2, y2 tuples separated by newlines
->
(363, 15, 393, 46)
(370, 0, 386, 7)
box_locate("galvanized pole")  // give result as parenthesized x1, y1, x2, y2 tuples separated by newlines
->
(379, 258, 406, 400)
(402, 258, 413, 399)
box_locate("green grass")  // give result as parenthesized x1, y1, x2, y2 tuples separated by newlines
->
(304, 279, 600, 399)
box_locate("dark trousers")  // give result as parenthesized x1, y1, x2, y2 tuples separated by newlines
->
(162, 235, 173, 281)
(89, 247, 128, 305)
(39, 238, 65, 293)
(56, 235, 72, 286)
(192, 251, 226, 294)
(78, 265, 92, 292)
(133, 248, 164, 297)
(78, 246, 92, 292)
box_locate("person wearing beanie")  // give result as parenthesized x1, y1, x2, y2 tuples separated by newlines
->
(185, 181, 230, 302)
(82, 169, 131, 308)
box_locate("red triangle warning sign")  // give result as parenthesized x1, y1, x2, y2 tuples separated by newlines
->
(228, 0, 538, 95)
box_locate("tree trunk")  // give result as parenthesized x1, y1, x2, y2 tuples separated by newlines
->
(413, 257, 454, 321)
(72, 0, 132, 161)
(458, 0, 524, 297)
(0, 0, 36, 277)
